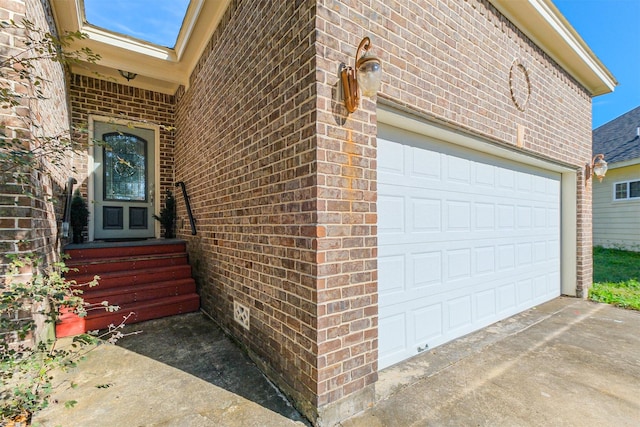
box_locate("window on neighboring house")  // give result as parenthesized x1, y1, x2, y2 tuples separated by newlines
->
(614, 180, 640, 200)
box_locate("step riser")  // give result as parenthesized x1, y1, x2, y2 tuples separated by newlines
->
(56, 296, 200, 337)
(66, 243, 187, 260)
(68, 265, 194, 289)
(67, 256, 188, 275)
(84, 282, 196, 307)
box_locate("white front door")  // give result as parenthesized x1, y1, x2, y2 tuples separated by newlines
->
(377, 124, 561, 369)
(92, 121, 156, 240)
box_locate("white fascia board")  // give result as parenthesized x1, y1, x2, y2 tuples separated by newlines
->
(607, 159, 640, 170)
(177, 0, 232, 75)
(82, 26, 176, 62)
(490, 0, 617, 96)
(174, 0, 206, 60)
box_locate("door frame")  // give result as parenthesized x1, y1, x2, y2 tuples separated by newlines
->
(87, 115, 161, 241)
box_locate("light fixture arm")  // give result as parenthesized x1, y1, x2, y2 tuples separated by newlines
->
(340, 37, 378, 114)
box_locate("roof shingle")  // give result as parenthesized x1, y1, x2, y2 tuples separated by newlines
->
(592, 106, 640, 164)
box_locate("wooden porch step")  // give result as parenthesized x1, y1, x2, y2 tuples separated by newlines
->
(66, 253, 188, 275)
(65, 241, 187, 260)
(66, 264, 194, 290)
(82, 278, 196, 307)
(57, 240, 200, 338)
(56, 294, 201, 338)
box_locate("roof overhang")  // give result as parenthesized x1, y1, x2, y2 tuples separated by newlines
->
(51, 0, 230, 94)
(52, 0, 616, 97)
(607, 159, 640, 170)
(491, 0, 617, 96)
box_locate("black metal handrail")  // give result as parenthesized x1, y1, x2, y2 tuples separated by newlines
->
(62, 177, 77, 238)
(175, 181, 196, 235)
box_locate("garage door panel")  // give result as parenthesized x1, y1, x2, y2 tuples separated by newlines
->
(411, 147, 441, 180)
(412, 198, 442, 232)
(475, 246, 496, 274)
(476, 288, 497, 321)
(378, 254, 405, 296)
(378, 194, 405, 234)
(517, 278, 534, 306)
(413, 251, 442, 288)
(378, 125, 561, 369)
(379, 312, 407, 366)
(378, 139, 405, 174)
(447, 295, 473, 330)
(446, 156, 471, 183)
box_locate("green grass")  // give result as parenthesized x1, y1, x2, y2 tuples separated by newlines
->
(590, 247, 640, 311)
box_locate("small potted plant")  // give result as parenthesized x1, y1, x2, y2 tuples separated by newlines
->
(70, 189, 89, 244)
(153, 189, 176, 238)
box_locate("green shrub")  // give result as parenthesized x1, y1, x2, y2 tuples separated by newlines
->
(0, 255, 121, 423)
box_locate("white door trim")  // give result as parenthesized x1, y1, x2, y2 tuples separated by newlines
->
(87, 115, 161, 241)
(377, 105, 578, 297)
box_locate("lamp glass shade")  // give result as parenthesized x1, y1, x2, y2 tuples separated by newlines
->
(357, 58, 382, 97)
(593, 159, 608, 179)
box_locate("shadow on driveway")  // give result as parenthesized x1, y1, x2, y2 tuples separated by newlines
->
(116, 311, 310, 425)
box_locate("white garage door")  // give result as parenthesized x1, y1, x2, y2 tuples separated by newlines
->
(378, 124, 561, 369)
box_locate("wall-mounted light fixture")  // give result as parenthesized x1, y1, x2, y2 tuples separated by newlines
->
(340, 37, 382, 113)
(118, 70, 138, 81)
(586, 153, 608, 182)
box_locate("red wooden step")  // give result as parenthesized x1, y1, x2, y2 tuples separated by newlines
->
(66, 254, 188, 275)
(56, 294, 200, 338)
(66, 264, 194, 290)
(65, 242, 187, 261)
(82, 278, 196, 307)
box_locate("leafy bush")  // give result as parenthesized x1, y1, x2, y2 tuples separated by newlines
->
(0, 255, 120, 424)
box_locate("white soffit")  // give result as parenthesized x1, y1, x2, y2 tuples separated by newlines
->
(491, 0, 617, 96)
(51, 0, 230, 94)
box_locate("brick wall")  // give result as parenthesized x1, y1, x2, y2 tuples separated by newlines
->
(0, 0, 73, 341)
(174, 0, 321, 419)
(68, 75, 176, 223)
(0, 0, 71, 268)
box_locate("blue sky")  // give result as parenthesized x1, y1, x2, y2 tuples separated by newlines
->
(554, 0, 640, 129)
(84, 0, 189, 48)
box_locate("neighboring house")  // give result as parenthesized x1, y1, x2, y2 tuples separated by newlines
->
(0, 0, 616, 425)
(592, 106, 640, 251)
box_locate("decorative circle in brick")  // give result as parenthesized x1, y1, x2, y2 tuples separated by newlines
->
(509, 60, 531, 112)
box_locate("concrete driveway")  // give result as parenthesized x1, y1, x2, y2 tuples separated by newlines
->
(35, 298, 640, 426)
(341, 297, 640, 427)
